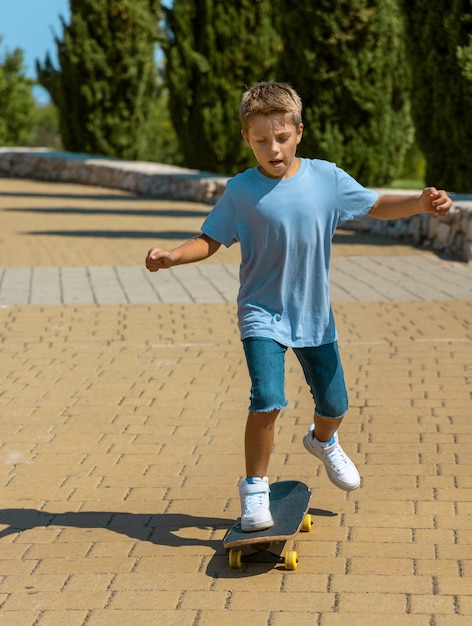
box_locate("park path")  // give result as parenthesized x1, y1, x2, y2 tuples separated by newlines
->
(0, 177, 471, 626)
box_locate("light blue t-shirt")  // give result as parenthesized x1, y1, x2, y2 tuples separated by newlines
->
(201, 158, 378, 347)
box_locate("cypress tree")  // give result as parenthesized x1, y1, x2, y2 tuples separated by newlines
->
(0, 40, 36, 145)
(163, 0, 281, 174)
(36, 0, 160, 159)
(277, 0, 412, 187)
(400, 1, 472, 192)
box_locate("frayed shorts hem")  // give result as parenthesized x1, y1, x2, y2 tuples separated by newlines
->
(247, 401, 289, 413)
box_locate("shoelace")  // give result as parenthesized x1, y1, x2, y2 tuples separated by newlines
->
(325, 444, 349, 470)
(243, 491, 267, 514)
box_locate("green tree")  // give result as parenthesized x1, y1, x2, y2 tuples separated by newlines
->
(400, 1, 472, 192)
(36, 0, 161, 159)
(277, 0, 413, 187)
(140, 86, 183, 164)
(0, 39, 36, 145)
(163, 0, 281, 174)
(28, 104, 62, 149)
(457, 34, 472, 81)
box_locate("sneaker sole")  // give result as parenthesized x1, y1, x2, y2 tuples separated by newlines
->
(241, 518, 274, 533)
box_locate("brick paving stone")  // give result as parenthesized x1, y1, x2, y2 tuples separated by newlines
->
(0, 612, 44, 626)
(198, 612, 272, 626)
(2, 590, 110, 611)
(0, 177, 471, 625)
(33, 611, 90, 626)
(321, 616, 432, 626)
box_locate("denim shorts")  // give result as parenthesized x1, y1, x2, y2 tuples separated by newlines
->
(242, 337, 348, 418)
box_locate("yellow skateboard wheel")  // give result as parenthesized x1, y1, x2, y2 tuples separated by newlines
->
(301, 513, 313, 532)
(284, 550, 298, 570)
(228, 548, 243, 569)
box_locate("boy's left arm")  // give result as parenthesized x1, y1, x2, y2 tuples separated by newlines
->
(368, 187, 453, 220)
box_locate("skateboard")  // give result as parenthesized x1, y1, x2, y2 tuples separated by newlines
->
(223, 480, 312, 570)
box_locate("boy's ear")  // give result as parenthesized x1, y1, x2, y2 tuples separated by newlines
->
(296, 123, 304, 144)
(241, 129, 251, 148)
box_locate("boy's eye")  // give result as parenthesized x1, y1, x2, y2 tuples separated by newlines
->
(255, 137, 289, 144)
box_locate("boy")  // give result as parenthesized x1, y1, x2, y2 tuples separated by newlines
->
(146, 82, 452, 532)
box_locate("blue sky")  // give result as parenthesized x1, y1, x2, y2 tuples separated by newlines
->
(0, 1, 169, 105)
(0, 0, 70, 103)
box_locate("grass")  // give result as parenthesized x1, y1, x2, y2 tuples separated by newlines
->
(387, 178, 425, 190)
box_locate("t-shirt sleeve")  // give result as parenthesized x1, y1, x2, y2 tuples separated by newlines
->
(201, 183, 239, 247)
(335, 166, 379, 224)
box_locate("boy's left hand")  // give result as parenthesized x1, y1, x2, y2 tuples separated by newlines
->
(420, 187, 453, 217)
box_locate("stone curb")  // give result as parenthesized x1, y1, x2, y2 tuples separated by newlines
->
(342, 201, 472, 263)
(0, 147, 228, 205)
(1, 147, 471, 261)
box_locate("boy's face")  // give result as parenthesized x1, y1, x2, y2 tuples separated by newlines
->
(241, 113, 303, 179)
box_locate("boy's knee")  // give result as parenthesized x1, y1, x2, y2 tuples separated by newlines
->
(248, 379, 288, 413)
(315, 395, 348, 419)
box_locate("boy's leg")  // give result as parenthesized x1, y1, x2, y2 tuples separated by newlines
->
(245, 409, 280, 477)
(313, 413, 344, 442)
(239, 409, 279, 531)
(294, 342, 360, 491)
(239, 338, 287, 532)
(242, 337, 288, 477)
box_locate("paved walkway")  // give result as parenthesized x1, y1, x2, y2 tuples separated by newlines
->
(1, 253, 472, 306)
(0, 177, 471, 626)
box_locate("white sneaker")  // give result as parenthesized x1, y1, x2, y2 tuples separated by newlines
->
(239, 477, 274, 532)
(303, 425, 360, 491)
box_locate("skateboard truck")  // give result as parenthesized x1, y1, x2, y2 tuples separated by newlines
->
(228, 540, 302, 570)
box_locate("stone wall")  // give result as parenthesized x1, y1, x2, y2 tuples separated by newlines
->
(1, 147, 471, 261)
(0, 148, 228, 204)
(341, 203, 472, 263)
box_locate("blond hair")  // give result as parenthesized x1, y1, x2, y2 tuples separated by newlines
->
(240, 82, 303, 131)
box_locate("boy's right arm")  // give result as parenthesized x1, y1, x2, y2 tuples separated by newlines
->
(145, 234, 221, 272)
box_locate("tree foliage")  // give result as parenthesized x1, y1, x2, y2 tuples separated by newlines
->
(163, 0, 281, 174)
(0, 39, 36, 145)
(140, 87, 183, 164)
(28, 104, 62, 149)
(400, 0, 472, 192)
(36, 0, 161, 159)
(276, 0, 413, 186)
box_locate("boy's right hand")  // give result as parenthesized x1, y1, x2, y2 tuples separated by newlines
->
(145, 247, 174, 272)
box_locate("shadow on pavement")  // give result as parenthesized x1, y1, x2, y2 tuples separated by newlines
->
(20, 229, 200, 240)
(0, 505, 337, 577)
(0, 508, 230, 555)
(6, 206, 210, 218)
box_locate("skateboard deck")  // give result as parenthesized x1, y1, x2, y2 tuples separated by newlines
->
(223, 480, 312, 570)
